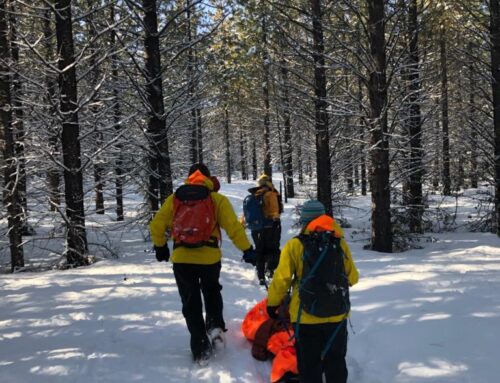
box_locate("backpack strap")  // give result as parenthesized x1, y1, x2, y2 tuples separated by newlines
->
(173, 237, 219, 249)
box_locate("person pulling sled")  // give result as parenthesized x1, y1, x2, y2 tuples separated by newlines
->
(149, 163, 255, 365)
(266, 200, 359, 383)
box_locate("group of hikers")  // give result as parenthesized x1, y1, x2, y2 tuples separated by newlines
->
(149, 163, 359, 383)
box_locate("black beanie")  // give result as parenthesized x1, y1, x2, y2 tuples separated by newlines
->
(188, 163, 211, 177)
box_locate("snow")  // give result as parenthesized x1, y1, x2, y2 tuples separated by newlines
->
(1, 179, 499, 382)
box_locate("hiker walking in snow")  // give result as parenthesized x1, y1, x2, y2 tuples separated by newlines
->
(149, 164, 255, 365)
(266, 200, 359, 383)
(243, 174, 283, 285)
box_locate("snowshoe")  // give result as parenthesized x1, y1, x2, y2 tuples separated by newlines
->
(208, 327, 226, 351)
(256, 269, 268, 287)
(193, 346, 212, 367)
(265, 268, 274, 280)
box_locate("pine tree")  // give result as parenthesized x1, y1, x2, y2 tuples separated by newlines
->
(1, 0, 24, 271)
(366, 0, 392, 252)
(311, 0, 332, 214)
(55, 0, 89, 266)
(142, 0, 172, 212)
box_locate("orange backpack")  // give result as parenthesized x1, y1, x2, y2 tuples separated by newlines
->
(172, 184, 217, 248)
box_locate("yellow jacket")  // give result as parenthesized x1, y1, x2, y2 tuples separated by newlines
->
(267, 216, 359, 324)
(149, 172, 251, 265)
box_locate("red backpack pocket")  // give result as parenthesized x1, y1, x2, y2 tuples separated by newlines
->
(172, 185, 217, 248)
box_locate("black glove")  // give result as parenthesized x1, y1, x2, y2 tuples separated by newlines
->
(242, 246, 256, 266)
(154, 245, 170, 262)
(266, 305, 279, 319)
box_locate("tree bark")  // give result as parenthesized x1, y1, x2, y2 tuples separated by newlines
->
(111, 2, 124, 221)
(490, 0, 500, 236)
(440, 26, 451, 196)
(8, 1, 27, 227)
(252, 139, 257, 180)
(239, 126, 248, 180)
(262, 14, 272, 177)
(310, 0, 332, 214)
(196, 107, 203, 163)
(355, 162, 360, 187)
(297, 145, 304, 186)
(143, 0, 172, 212)
(55, 0, 88, 266)
(345, 115, 354, 194)
(280, 55, 295, 198)
(367, 0, 392, 252)
(1, 0, 24, 271)
(359, 77, 367, 196)
(468, 42, 478, 189)
(276, 110, 287, 201)
(44, 7, 60, 211)
(187, 0, 198, 165)
(87, 0, 104, 214)
(407, 0, 423, 233)
(224, 107, 231, 183)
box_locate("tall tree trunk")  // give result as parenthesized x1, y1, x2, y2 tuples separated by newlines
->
(196, 107, 203, 163)
(113, 92, 124, 221)
(111, 3, 124, 221)
(455, 76, 466, 191)
(280, 55, 295, 198)
(44, 7, 60, 211)
(297, 139, 304, 185)
(359, 78, 367, 196)
(276, 111, 287, 201)
(8, 1, 27, 228)
(345, 117, 354, 194)
(143, 0, 172, 212)
(55, 0, 88, 266)
(490, 0, 500, 236)
(310, 0, 332, 214)
(1, 0, 24, 271)
(262, 15, 272, 177)
(407, 0, 423, 233)
(354, 163, 360, 187)
(367, 0, 392, 252)
(239, 126, 248, 180)
(361, 148, 367, 195)
(432, 143, 440, 189)
(440, 26, 451, 196)
(187, 0, 198, 165)
(468, 42, 478, 189)
(224, 107, 231, 183)
(190, 109, 198, 165)
(252, 139, 257, 180)
(87, 0, 104, 214)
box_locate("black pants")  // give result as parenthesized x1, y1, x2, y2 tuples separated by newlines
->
(252, 221, 281, 277)
(173, 262, 225, 357)
(294, 321, 348, 383)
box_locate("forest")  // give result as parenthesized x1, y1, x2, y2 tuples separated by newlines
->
(1, 0, 499, 271)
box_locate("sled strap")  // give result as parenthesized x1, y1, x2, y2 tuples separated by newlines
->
(321, 319, 347, 361)
(293, 302, 303, 341)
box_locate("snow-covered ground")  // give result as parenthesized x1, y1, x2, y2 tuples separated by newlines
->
(1, 179, 499, 382)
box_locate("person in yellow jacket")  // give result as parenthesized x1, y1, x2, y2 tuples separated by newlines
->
(246, 174, 282, 285)
(150, 163, 255, 364)
(266, 200, 359, 383)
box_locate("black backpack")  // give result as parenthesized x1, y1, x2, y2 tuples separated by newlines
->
(297, 232, 350, 318)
